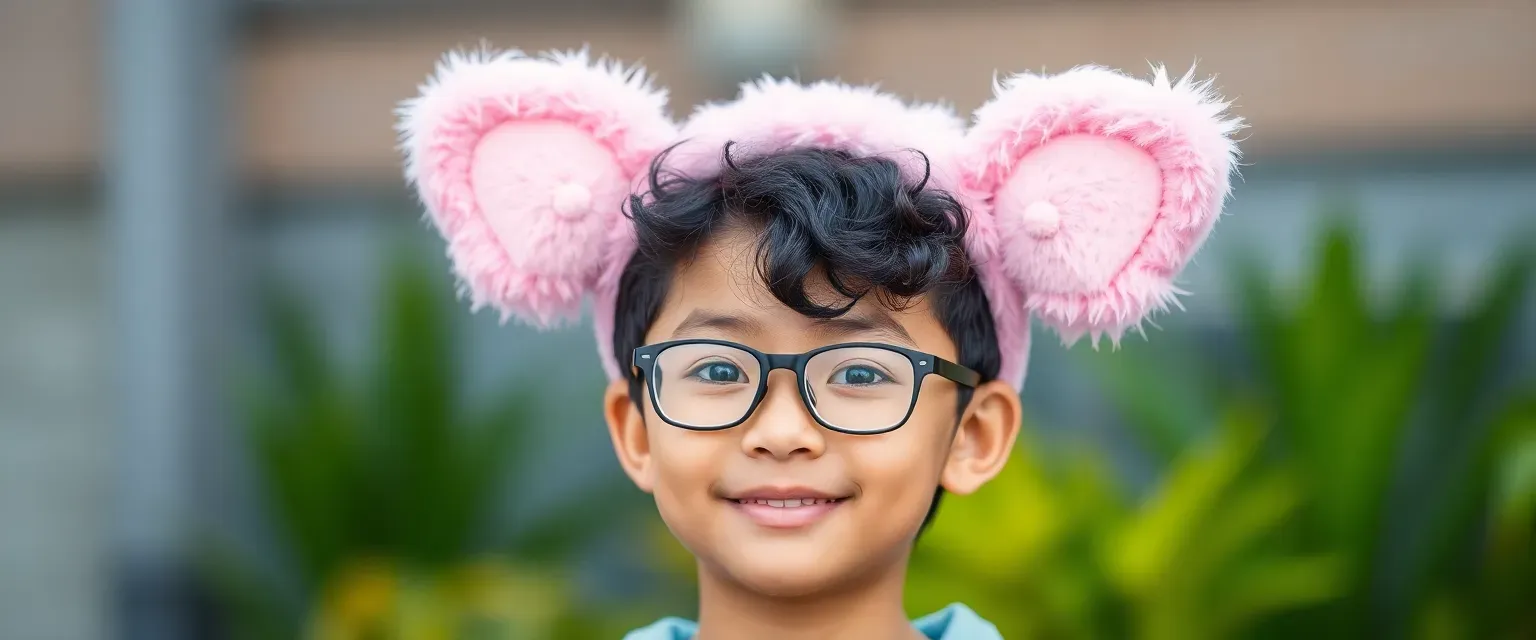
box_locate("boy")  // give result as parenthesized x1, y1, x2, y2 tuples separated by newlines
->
(399, 49, 1240, 639)
(607, 145, 1019, 639)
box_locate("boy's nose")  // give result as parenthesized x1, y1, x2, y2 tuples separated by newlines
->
(739, 369, 826, 460)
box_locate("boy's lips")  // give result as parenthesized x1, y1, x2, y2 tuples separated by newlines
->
(725, 485, 849, 501)
(720, 486, 853, 529)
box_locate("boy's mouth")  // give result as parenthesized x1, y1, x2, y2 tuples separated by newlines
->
(720, 486, 853, 529)
(730, 497, 845, 507)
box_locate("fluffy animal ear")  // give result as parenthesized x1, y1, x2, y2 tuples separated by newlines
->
(959, 65, 1243, 346)
(398, 48, 677, 327)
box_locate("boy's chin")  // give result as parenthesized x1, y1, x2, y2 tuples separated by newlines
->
(710, 548, 868, 598)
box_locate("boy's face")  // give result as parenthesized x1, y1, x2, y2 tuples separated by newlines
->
(604, 226, 1021, 598)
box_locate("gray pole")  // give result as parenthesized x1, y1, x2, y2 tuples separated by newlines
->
(104, 0, 232, 637)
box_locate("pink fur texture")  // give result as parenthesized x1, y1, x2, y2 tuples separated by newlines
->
(668, 76, 967, 189)
(960, 65, 1244, 353)
(399, 46, 1242, 394)
(591, 77, 972, 382)
(398, 48, 677, 327)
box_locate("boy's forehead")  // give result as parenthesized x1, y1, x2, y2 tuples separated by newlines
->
(648, 227, 951, 353)
(691, 228, 819, 309)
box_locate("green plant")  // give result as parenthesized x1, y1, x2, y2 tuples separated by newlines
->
(204, 253, 642, 639)
(1099, 218, 1534, 638)
(908, 406, 1347, 640)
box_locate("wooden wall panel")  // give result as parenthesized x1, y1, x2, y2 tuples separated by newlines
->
(3, 1, 1533, 184)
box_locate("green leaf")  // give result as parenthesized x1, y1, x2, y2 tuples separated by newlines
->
(1395, 243, 1527, 615)
(1182, 469, 1302, 591)
(1408, 316, 1533, 618)
(508, 478, 652, 564)
(212, 248, 576, 636)
(250, 387, 362, 583)
(370, 254, 460, 562)
(1086, 338, 1211, 465)
(1292, 220, 1368, 411)
(1412, 242, 1534, 572)
(255, 281, 332, 404)
(1418, 245, 1533, 592)
(1410, 591, 1475, 640)
(1332, 277, 1432, 549)
(1284, 223, 1371, 509)
(1485, 395, 1536, 570)
(1439, 242, 1530, 425)
(430, 387, 540, 564)
(1212, 553, 1350, 638)
(1232, 249, 1295, 408)
(1109, 403, 1267, 596)
(917, 434, 1073, 579)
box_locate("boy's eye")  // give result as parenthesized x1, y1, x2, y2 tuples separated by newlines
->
(690, 362, 746, 383)
(830, 365, 887, 386)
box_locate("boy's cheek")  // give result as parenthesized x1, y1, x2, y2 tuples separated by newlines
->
(650, 484, 707, 557)
(845, 408, 956, 473)
(857, 449, 946, 516)
(647, 435, 727, 498)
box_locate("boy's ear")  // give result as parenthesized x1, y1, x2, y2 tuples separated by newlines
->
(940, 380, 1023, 495)
(604, 378, 655, 494)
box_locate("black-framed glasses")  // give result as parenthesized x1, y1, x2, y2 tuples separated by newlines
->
(631, 339, 981, 435)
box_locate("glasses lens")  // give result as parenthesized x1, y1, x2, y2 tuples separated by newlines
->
(652, 342, 762, 429)
(804, 346, 917, 433)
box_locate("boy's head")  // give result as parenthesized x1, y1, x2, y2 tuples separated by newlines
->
(600, 145, 1022, 595)
(400, 47, 1240, 598)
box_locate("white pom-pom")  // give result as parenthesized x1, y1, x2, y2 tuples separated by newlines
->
(551, 182, 593, 219)
(1019, 200, 1062, 239)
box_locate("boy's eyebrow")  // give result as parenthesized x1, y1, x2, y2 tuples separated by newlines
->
(671, 308, 916, 346)
(671, 310, 766, 338)
(808, 310, 917, 346)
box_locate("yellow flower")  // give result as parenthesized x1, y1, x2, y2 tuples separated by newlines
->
(306, 557, 573, 639)
(310, 559, 401, 639)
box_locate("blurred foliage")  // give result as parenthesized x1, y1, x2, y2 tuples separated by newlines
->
(909, 407, 1346, 640)
(906, 218, 1534, 639)
(203, 254, 642, 639)
(305, 558, 565, 640)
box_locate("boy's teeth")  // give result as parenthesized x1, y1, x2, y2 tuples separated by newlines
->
(739, 498, 837, 507)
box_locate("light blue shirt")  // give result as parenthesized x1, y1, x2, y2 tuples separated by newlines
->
(623, 603, 1001, 639)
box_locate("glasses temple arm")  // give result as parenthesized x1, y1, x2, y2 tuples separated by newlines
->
(933, 357, 981, 388)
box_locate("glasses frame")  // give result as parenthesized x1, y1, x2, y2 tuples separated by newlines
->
(632, 338, 981, 435)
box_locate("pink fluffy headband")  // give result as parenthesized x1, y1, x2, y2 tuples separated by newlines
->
(397, 48, 1243, 391)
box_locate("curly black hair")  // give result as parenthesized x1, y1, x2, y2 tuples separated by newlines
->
(613, 143, 1002, 535)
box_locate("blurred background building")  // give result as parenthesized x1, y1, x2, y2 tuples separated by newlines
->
(1, 0, 1533, 638)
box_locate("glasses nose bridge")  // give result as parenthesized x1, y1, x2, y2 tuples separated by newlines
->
(763, 352, 801, 373)
(758, 351, 811, 402)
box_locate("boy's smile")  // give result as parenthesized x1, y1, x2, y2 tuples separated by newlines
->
(717, 484, 855, 529)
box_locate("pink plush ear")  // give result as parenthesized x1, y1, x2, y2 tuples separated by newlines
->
(398, 48, 677, 327)
(959, 65, 1243, 346)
